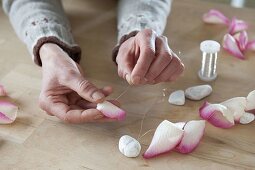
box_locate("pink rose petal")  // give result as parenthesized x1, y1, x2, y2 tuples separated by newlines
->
(246, 40, 255, 51)
(221, 97, 247, 122)
(203, 9, 229, 25)
(143, 120, 184, 159)
(199, 102, 235, 129)
(234, 31, 248, 51)
(96, 101, 126, 121)
(239, 112, 254, 124)
(0, 85, 7, 97)
(223, 34, 245, 59)
(176, 120, 205, 154)
(228, 17, 248, 35)
(246, 90, 255, 114)
(0, 101, 18, 124)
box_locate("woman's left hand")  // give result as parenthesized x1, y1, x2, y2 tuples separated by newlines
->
(116, 29, 185, 85)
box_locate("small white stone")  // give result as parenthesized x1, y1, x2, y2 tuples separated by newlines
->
(168, 90, 185, 105)
(240, 112, 255, 124)
(119, 135, 141, 158)
(185, 85, 212, 100)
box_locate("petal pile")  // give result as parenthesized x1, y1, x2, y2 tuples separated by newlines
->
(246, 90, 255, 114)
(203, 9, 254, 59)
(175, 120, 205, 154)
(247, 40, 255, 51)
(233, 30, 248, 51)
(199, 90, 255, 128)
(222, 31, 255, 59)
(228, 17, 249, 35)
(0, 101, 18, 124)
(143, 120, 205, 159)
(199, 102, 234, 128)
(203, 9, 229, 25)
(240, 112, 255, 124)
(221, 97, 246, 122)
(203, 9, 248, 34)
(143, 120, 184, 159)
(223, 34, 245, 59)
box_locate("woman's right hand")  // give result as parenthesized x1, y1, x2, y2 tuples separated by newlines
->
(39, 43, 116, 123)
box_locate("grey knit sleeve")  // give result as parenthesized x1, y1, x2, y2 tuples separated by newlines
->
(2, 0, 81, 66)
(117, 0, 172, 41)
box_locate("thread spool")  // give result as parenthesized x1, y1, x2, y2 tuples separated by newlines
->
(198, 40, 221, 82)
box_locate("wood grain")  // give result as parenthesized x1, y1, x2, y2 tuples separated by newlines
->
(0, 0, 254, 169)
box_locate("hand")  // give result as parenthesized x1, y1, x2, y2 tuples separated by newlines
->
(39, 43, 116, 123)
(116, 29, 185, 85)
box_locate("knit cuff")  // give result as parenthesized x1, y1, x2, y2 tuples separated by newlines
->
(25, 23, 81, 66)
(117, 15, 163, 41)
(34, 36, 81, 66)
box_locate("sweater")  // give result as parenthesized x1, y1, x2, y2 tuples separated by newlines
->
(2, 0, 172, 66)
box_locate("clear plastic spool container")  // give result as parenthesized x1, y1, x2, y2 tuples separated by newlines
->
(198, 40, 221, 82)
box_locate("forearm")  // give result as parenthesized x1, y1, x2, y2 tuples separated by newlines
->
(117, 0, 172, 41)
(2, 0, 81, 66)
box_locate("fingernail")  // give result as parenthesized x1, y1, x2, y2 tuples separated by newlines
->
(92, 91, 105, 101)
(132, 76, 140, 84)
(125, 74, 132, 85)
(94, 114, 104, 120)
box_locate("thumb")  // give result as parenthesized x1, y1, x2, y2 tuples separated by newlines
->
(120, 62, 133, 85)
(63, 73, 105, 103)
(116, 39, 135, 84)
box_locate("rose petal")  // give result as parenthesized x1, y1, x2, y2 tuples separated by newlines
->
(0, 101, 18, 124)
(96, 101, 126, 121)
(175, 122, 186, 129)
(239, 112, 255, 124)
(223, 34, 245, 59)
(176, 120, 205, 154)
(228, 17, 249, 35)
(0, 85, 7, 97)
(221, 97, 247, 122)
(246, 40, 255, 51)
(246, 90, 255, 114)
(233, 31, 248, 51)
(199, 102, 235, 128)
(203, 9, 229, 25)
(143, 120, 184, 159)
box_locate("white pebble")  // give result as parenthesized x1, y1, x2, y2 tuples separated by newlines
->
(168, 90, 185, 105)
(119, 135, 141, 158)
(240, 112, 255, 124)
(185, 85, 212, 100)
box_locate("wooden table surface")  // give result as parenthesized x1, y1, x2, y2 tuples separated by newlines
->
(0, 0, 255, 169)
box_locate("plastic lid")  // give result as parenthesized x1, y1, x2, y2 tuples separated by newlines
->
(200, 40, 220, 53)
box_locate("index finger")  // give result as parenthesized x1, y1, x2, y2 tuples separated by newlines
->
(62, 108, 117, 123)
(131, 30, 157, 85)
(44, 99, 105, 123)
